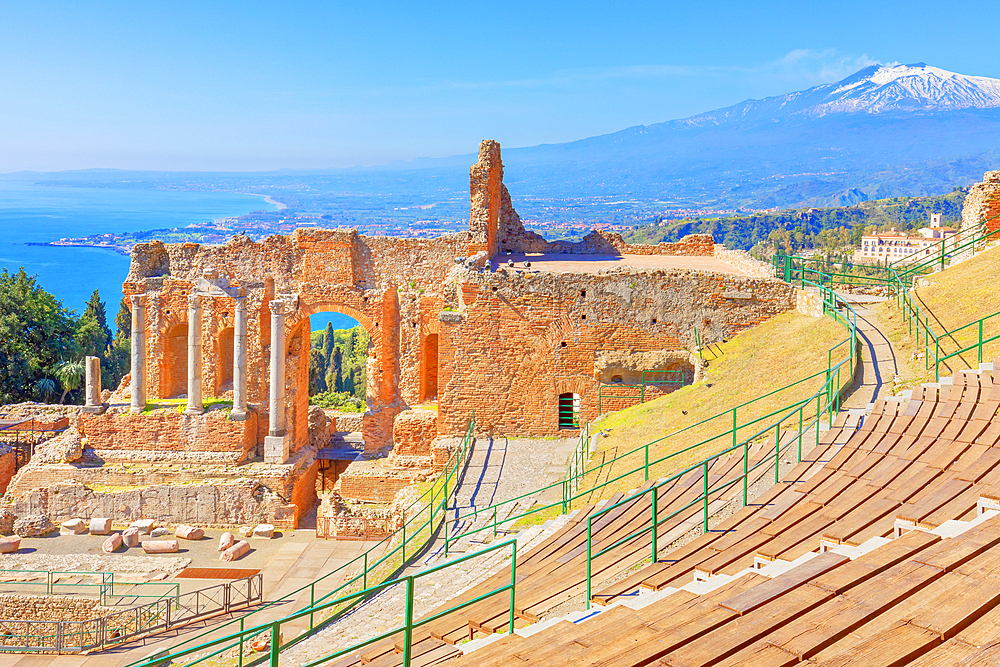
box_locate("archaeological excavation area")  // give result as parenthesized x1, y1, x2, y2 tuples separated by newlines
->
(0, 140, 794, 533)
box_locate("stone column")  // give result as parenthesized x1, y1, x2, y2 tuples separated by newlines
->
(264, 300, 289, 463)
(184, 294, 205, 415)
(81, 356, 105, 414)
(129, 295, 147, 414)
(230, 292, 249, 420)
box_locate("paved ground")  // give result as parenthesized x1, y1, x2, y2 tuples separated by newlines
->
(836, 294, 900, 410)
(0, 435, 579, 666)
(492, 253, 749, 276)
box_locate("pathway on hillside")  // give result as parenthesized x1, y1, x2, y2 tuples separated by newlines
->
(279, 433, 580, 667)
(835, 293, 899, 410)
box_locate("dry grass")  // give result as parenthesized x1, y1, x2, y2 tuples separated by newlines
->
(877, 245, 1000, 384)
(576, 310, 851, 502)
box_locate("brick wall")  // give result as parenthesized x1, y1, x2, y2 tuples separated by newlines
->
(79, 408, 257, 455)
(437, 268, 795, 436)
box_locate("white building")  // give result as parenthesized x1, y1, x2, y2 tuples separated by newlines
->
(854, 214, 958, 264)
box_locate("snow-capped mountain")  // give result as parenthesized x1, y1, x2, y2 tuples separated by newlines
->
(672, 63, 1000, 127)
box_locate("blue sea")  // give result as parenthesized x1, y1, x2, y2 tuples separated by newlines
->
(0, 180, 357, 330)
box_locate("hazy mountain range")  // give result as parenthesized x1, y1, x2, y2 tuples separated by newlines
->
(9, 63, 1000, 218)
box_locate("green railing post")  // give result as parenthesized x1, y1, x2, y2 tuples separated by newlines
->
(650, 487, 658, 565)
(742, 439, 748, 506)
(562, 480, 568, 513)
(816, 393, 821, 448)
(269, 622, 279, 667)
(702, 461, 709, 532)
(732, 407, 737, 452)
(402, 522, 406, 563)
(774, 422, 781, 484)
(508, 543, 517, 635)
(980, 319, 984, 365)
(798, 407, 803, 463)
(585, 519, 593, 610)
(238, 617, 245, 667)
(644, 443, 649, 482)
(403, 577, 415, 667)
(363, 552, 367, 590)
(493, 506, 498, 537)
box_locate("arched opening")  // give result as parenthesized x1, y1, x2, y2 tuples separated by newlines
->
(611, 375, 624, 384)
(558, 392, 580, 429)
(421, 333, 438, 402)
(308, 312, 370, 411)
(163, 322, 188, 398)
(217, 326, 234, 393)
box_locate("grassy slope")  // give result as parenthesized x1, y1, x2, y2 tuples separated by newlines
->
(877, 245, 1000, 385)
(577, 310, 849, 501)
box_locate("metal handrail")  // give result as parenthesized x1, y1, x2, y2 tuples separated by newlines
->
(132, 539, 517, 667)
(123, 416, 476, 667)
(583, 280, 857, 607)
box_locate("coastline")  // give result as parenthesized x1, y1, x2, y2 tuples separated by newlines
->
(249, 192, 287, 211)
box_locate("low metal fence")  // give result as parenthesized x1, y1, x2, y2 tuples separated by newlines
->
(0, 574, 261, 654)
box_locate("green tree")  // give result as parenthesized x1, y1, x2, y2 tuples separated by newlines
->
(321, 322, 335, 366)
(54, 359, 86, 404)
(331, 346, 342, 392)
(114, 296, 131, 340)
(0, 268, 77, 403)
(75, 309, 107, 360)
(309, 348, 327, 395)
(83, 290, 111, 350)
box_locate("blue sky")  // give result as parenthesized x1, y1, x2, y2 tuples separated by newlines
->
(2, 1, 998, 172)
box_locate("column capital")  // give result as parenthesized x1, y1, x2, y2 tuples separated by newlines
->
(188, 293, 202, 308)
(269, 300, 285, 316)
(129, 294, 145, 309)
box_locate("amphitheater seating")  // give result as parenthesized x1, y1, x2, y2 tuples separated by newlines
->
(324, 362, 1000, 666)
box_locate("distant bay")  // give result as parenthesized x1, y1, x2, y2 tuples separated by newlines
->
(0, 180, 279, 315)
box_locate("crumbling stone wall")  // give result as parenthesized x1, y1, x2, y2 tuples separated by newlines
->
(965, 171, 1000, 235)
(78, 407, 257, 456)
(437, 268, 794, 435)
(9, 480, 298, 528)
(0, 594, 107, 623)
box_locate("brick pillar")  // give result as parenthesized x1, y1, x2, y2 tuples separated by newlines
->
(183, 294, 205, 415)
(264, 300, 289, 463)
(230, 292, 249, 420)
(129, 295, 146, 414)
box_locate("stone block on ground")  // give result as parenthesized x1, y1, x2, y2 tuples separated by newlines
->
(122, 527, 140, 548)
(14, 515, 56, 537)
(150, 527, 170, 537)
(89, 517, 112, 535)
(102, 533, 123, 553)
(252, 524, 274, 539)
(142, 540, 179, 554)
(0, 509, 16, 535)
(218, 532, 236, 551)
(238, 525, 253, 538)
(130, 519, 156, 534)
(0, 536, 20, 553)
(176, 525, 204, 540)
(220, 540, 251, 561)
(60, 519, 87, 535)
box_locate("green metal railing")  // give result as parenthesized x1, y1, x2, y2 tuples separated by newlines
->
(125, 416, 476, 667)
(0, 569, 179, 604)
(133, 539, 517, 667)
(597, 369, 687, 413)
(583, 280, 857, 607)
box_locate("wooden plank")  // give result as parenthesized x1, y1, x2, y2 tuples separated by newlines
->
(810, 530, 941, 594)
(719, 552, 848, 615)
(955, 447, 1000, 482)
(660, 584, 835, 667)
(758, 512, 834, 561)
(807, 623, 941, 667)
(919, 485, 986, 528)
(908, 575, 1000, 640)
(821, 496, 900, 545)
